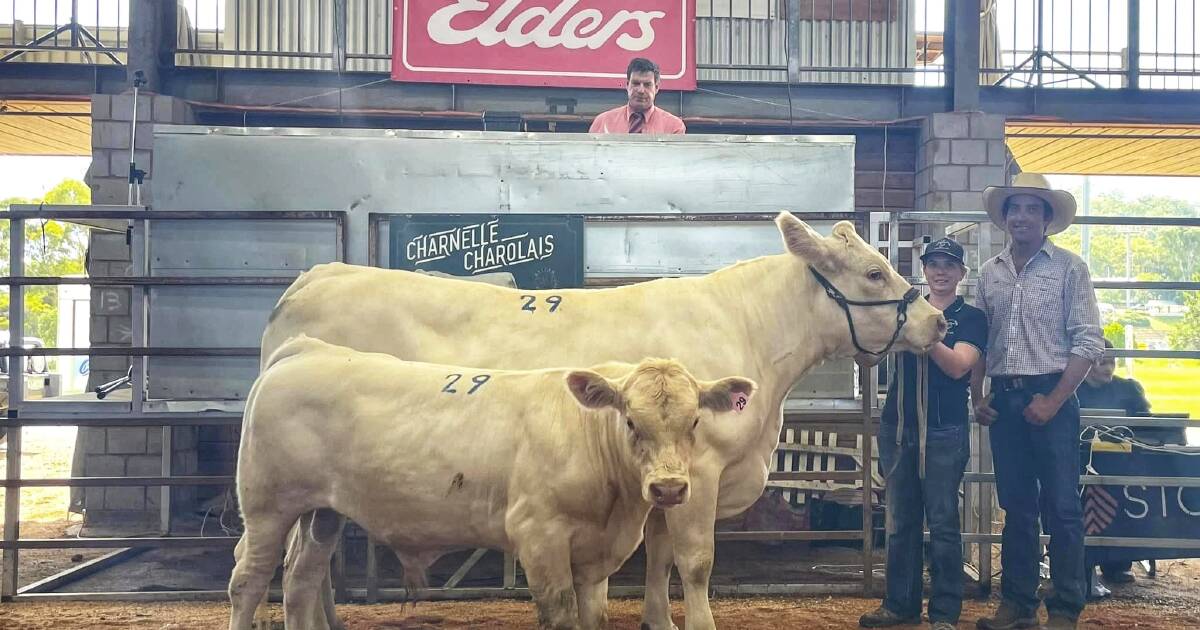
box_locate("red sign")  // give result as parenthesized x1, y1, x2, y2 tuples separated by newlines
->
(392, 0, 696, 90)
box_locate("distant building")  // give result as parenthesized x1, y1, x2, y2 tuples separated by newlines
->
(1147, 300, 1187, 316)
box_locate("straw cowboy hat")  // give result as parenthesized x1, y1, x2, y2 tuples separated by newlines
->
(982, 173, 1077, 235)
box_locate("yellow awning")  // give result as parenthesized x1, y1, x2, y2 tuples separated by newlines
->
(0, 99, 91, 156)
(1007, 123, 1200, 176)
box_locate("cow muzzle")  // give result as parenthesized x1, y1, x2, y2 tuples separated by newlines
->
(647, 477, 690, 508)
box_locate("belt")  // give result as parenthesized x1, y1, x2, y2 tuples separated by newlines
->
(992, 372, 1062, 393)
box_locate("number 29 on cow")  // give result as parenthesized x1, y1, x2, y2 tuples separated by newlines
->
(520, 295, 562, 313)
(442, 373, 491, 395)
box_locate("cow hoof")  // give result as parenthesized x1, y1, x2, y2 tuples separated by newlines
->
(640, 624, 679, 630)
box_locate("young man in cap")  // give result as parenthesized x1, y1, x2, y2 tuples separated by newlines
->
(973, 173, 1105, 630)
(1077, 339, 1151, 421)
(1077, 338, 1171, 586)
(860, 237, 988, 630)
(589, 58, 686, 134)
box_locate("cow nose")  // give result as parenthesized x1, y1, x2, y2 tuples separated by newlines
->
(650, 481, 689, 506)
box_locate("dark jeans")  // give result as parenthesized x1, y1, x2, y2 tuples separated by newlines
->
(878, 419, 970, 623)
(989, 384, 1087, 619)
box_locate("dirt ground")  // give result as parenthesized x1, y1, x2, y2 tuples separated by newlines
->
(4, 423, 1200, 628)
(3, 594, 1200, 630)
(1, 427, 112, 588)
(12, 519, 109, 586)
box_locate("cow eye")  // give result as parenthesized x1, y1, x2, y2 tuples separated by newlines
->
(867, 268, 884, 282)
(626, 419, 636, 432)
(692, 417, 700, 430)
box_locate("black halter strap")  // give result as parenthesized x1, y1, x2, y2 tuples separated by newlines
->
(809, 266, 921, 357)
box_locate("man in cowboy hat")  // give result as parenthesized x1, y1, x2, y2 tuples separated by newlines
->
(860, 237, 987, 630)
(972, 173, 1105, 630)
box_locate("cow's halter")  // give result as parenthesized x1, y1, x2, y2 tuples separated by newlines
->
(809, 266, 921, 358)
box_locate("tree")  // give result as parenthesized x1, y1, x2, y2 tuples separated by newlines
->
(0, 180, 91, 362)
(1054, 192, 1200, 307)
(1169, 278, 1200, 351)
(1103, 321, 1126, 346)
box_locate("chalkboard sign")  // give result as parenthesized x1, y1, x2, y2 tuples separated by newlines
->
(389, 215, 585, 289)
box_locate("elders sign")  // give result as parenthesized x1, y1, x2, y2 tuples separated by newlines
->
(392, 0, 696, 90)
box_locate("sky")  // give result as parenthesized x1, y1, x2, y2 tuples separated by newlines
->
(0, 156, 90, 200)
(1047, 174, 1200, 204)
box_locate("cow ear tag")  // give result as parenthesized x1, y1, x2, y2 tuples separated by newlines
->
(730, 392, 749, 413)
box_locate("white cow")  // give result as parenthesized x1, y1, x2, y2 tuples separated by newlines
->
(262, 213, 946, 630)
(229, 335, 755, 630)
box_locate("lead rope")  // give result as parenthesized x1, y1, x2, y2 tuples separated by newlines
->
(917, 355, 929, 479)
(896, 357, 906, 451)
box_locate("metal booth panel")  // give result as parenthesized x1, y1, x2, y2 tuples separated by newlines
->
(150, 128, 856, 401)
(149, 220, 338, 276)
(145, 218, 341, 400)
(152, 128, 857, 266)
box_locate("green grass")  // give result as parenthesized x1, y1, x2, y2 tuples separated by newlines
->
(1122, 358, 1200, 423)
(1147, 316, 1182, 332)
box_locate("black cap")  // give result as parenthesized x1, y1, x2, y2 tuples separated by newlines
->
(920, 237, 965, 266)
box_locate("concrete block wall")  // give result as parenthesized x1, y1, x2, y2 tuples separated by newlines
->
(78, 426, 200, 523)
(916, 112, 1011, 299)
(916, 112, 1007, 214)
(75, 92, 203, 527)
(85, 230, 134, 390)
(84, 91, 195, 390)
(86, 92, 194, 207)
(196, 426, 241, 507)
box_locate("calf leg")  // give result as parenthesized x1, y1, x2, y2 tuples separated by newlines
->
(282, 509, 345, 630)
(574, 577, 610, 630)
(319, 568, 342, 630)
(519, 546, 580, 630)
(398, 551, 437, 606)
(229, 517, 293, 630)
(235, 536, 271, 630)
(664, 486, 719, 630)
(640, 511, 679, 630)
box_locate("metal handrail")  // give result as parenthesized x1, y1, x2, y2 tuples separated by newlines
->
(898, 211, 1200, 227)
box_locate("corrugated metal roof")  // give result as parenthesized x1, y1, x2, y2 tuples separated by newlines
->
(0, 100, 91, 156)
(1007, 123, 1200, 176)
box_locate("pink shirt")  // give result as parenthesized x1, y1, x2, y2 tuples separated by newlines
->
(589, 105, 686, 135)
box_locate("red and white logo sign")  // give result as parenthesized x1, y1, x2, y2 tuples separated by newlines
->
(392, 0, 696, 90)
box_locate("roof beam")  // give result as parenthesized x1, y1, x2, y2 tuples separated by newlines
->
(3, 66, 1199, 126)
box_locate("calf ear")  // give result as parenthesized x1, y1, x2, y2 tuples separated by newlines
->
(776, 212, 828, 260)
(565, 370, 623, 410)
(829, 221, 861, 250)
(699, 377, 758, 414)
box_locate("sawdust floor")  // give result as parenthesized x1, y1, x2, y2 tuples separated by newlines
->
(4, 595, 1200, 629)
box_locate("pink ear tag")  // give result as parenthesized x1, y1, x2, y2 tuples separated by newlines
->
(730, 392, 749, 413)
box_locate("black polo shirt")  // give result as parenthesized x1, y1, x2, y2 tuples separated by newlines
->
(1076, 376, 1151, 416)
(882, 296, 988, 429)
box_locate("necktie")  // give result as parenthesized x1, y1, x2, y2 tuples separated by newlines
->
(629, 112, 645, 134)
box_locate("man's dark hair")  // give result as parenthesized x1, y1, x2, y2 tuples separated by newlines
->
(627, 58, 660, 82)
(1001, 196, 1053, 222)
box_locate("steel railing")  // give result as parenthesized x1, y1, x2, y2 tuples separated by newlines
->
(986, 0, 1200, 90)
(0, 0, 127, 64)
(9, 1, 1197, 90)
(0, 207, 347, 599)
